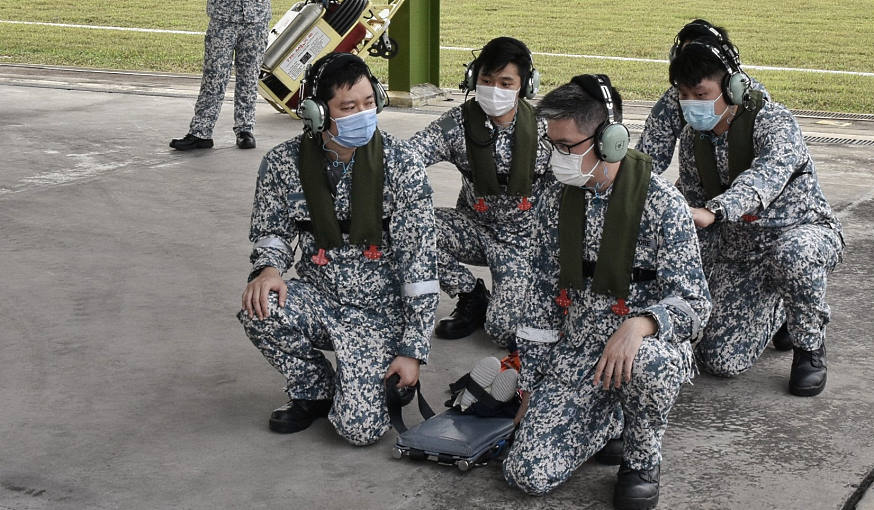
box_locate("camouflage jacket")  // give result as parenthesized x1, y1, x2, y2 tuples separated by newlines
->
(405, 103, 553, 233)
(636, 77, 769, 175)
(677, 100, 841, 236)
(516, 175, 712, 391)
(207, 0, 271, 24)
(247, 131, 438, 362)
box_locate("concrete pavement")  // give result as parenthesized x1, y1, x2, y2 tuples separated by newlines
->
(1, 64, 873, 510)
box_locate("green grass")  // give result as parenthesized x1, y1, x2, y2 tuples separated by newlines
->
(2, 0, 873, 112)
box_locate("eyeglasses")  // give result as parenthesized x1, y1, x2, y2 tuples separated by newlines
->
(542, 134, 594, 155)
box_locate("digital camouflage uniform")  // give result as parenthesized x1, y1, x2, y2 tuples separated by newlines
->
(238, 131, 439, 446)
(635, 78, 769, 175)
(188, 0, 270, 139)
(405, 104, 552, 345)
(676, 100, 843, 377)
(502, 166, 712, 495)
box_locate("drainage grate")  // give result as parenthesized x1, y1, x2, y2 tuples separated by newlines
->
(791, 110, 874, 122)
(803, 136, 874, 146)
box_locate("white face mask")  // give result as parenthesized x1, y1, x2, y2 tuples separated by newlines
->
(475, 84, 519, 117)
(551, 143, 599, 188)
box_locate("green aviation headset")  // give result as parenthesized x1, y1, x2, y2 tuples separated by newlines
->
(460, 39, 541, 99)
(670, 20, 751, 107)
(296, 52, 388, 134)
(571, 74, 630, 163)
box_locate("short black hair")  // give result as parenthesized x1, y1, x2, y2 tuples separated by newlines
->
(309, 52, 372, 103)
(475, 36, 532, 85)
(669, 42, 728, 89)
(676, 19, 731, 46)
(536, 74, 622, 135)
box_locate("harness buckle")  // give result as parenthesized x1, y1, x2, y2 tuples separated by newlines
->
(517, 196, 532, 211)
(611, 298, 630, 316)
(555, 288, 571, 314)
(311, 248, 329, 266)
(363, 244, 383, 260)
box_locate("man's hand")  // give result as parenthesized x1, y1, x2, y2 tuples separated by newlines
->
(514, 390, 530, 426)
(690, 207, 716, 228)
(384, 356, 420, 388)
(593, 316, 657, 389)
(242, 266, 286, 320)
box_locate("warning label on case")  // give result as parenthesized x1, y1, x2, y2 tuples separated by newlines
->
(280, 25, 332, 80)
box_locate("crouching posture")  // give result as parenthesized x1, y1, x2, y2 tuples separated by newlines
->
(670, 38, 843, 395)
(502, 75, 711, 510)
(405, 37, 552, 345)
(238, 53, 438, 445)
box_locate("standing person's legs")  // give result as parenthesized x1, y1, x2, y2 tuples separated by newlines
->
(188, 19, 238, 139)
(232, 21, 268, 139)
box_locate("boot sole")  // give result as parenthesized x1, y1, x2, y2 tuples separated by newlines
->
(269, 416, 316, 433)
(434, 323, 483, 340)
(170, 141, 214, 150)
(613, 494, 658, 510)
(789, 374, 826, 397)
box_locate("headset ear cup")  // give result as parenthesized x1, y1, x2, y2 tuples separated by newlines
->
(597, 122, 631, 163)
(462, 61, 477, 92)
(523, 68, 541, 99)
(371, 76, 388, 113)
(724, 71, 750, 105)
(298, 98, 327, 133)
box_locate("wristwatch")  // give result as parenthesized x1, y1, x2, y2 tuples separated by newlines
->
(706, 201, 725, 223)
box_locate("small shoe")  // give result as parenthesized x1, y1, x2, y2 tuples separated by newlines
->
(489, 368, 519, 403)
(614, 463, 660, 510)
(594, 437, 624, 466)
(455, 356, 501, 410)
(435, 279, 490, 340)
(169, 133, 214, 151)
(268, 398, 332, 433)
(772, 322, 793, 351)
(789, 344, 827, 397)
(236, 131, 256, 149)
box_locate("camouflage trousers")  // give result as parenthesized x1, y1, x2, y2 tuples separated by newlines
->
(436, 206, 533, 345)
(503, 338, 691, 495)
(189, 18, 268, 139)
(237, 279, 402, 446)
(695, 223, 842, 376)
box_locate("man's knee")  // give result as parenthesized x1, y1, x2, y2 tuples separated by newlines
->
(502, 451, 556, 496)
(331, 411, 389, 447)
(694, 342, 749, 377)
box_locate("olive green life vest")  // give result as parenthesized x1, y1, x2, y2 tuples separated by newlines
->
(558, 149, 653, 300)
(693, 90, 765, 200)
(462, 98, 537, 197)
(298, 131, 385, 250)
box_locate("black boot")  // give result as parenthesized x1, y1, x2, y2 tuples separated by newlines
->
(789, 343, 827, 396)
(169, 133, 213, 150)
(434, 279, 490, 340)
(772, 322, 793, 351)
(595, 438, 624, 466)
(614, 464, 660, 510)
(268, 399, 332, 433)
(236, 131, 256, 149)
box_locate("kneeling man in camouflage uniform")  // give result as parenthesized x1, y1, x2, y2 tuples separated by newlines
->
(502, 75, 711, 510)
(238, 53, 438, 445)
(670, 39, 843, 396)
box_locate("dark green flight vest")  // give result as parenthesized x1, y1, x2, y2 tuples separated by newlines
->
(693, 90, 765, 200)
(462, 98, 537, 197)
(558, 149, 653, 301)
(298, 132, 385, 251)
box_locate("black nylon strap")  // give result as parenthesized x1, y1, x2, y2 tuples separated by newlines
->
(386, 379, 434, 434)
